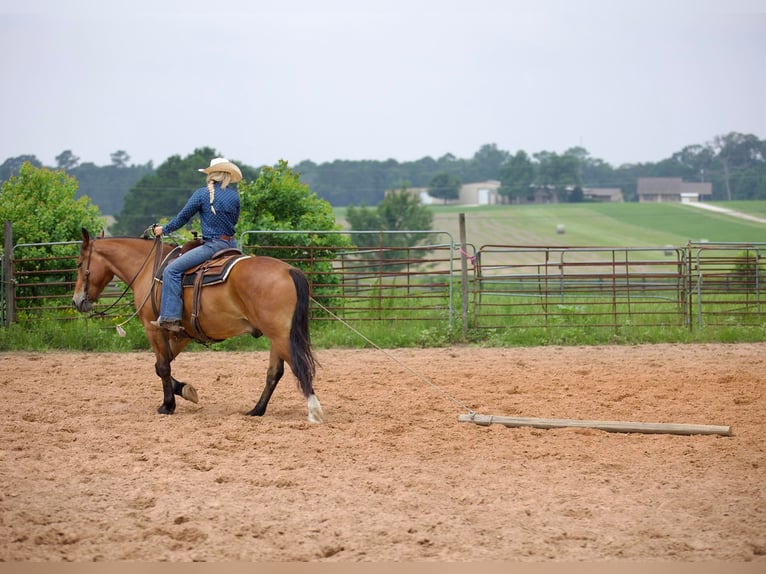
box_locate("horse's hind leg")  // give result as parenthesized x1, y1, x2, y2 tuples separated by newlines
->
(246, 349, 285, 417)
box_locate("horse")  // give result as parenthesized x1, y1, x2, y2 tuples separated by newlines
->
(71, 228, 324, 423)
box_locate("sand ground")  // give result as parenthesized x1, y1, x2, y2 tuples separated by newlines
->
(1, 343, 764, 562)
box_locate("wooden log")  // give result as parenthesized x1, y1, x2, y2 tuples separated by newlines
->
(458, 413, 732, 436)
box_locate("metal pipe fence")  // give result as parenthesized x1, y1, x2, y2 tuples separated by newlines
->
(688, 242, 765, 328)
(2, 231, 765, 334)
(472, 245, 689, 329)
(239, 230, 458, 324)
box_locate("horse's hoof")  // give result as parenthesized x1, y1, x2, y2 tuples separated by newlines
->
(181, 385, 199, 404)
(157, 405, 175, 415)
(307, 394, 324, 424)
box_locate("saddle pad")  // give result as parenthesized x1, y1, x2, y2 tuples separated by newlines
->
(181, 254, 251, 288)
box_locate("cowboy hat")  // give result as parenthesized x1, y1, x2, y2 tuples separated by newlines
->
(198, 157, 243, 183)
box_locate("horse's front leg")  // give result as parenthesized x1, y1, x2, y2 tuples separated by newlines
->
(150, 333, 195, 414)
(172, 376, 199, 404)
(155, 358, 176, 414)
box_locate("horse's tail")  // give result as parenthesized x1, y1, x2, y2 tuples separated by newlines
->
(288, 267, 317, 398)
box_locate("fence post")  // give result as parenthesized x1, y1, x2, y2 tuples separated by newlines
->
(459, 213, 469, 340)
(3, 221, 15, 325)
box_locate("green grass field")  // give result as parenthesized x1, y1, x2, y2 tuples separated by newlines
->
(710, 200, 766, 218)
(335, 201, 766, 247)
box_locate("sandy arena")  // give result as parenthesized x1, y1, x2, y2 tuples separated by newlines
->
(1, 343, 764, 562)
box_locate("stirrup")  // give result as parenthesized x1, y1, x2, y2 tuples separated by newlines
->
(150, 319, 183, 332)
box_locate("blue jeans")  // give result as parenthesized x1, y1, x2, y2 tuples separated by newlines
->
(159, 238, 237, 321)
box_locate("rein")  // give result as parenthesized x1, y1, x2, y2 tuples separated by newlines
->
(85, 236, 164, 319)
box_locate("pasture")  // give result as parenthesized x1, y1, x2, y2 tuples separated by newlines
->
(1, 344, 764, 561)
(427, 202, 766, 248)
(336, 201, 766, 246)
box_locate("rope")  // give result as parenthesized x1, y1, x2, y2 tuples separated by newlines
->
(114, 287, 154, 337)
(310, 297, 475, 415)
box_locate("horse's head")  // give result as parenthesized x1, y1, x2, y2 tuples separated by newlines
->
(72, 228, 114, 313)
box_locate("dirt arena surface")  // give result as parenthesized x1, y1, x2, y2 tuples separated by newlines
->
(1, 343, 764, 562)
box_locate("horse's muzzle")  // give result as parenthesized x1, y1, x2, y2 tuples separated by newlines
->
(72, 292, 93, 313)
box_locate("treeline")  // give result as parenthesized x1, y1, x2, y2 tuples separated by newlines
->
(2, 132, 764, 220)
(292, 132, 766, 206)
(0, 151, 152, 216)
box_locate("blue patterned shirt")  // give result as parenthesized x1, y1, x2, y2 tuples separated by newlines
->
(163, 184, 240, 239)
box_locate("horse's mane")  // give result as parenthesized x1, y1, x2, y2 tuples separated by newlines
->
(94, 234, 155, 241)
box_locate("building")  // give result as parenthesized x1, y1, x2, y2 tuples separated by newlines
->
(583, 187, 624, 202)
(392, 180, 502, 206)
(637, 177, 712, 203)
(458, 180, 501, 205)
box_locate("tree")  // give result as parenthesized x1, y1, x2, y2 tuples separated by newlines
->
(669, 144, 714, 181)
(55, 150, 80, 171)
(1, 155, 43, 182)
(110, 150, 131, 168)
(347, 189, 433, 234)
(376, 189, 433, 232)
(534, 151, 581, 201)
(712, 132, 764, 200)
(236, 159, 351, 274)
(237, 159, 341, 239)
(71, 161, 154, 216)
(466, 143, 509, 181)
(499, 151, 535, 203)
(427, 172, 461, 204)
(0, 163, 103, 311)
(346, 188, 433, 269)
(0, 162, 103, 245)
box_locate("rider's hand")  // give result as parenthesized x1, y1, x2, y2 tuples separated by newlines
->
(153, 225, 163, 237)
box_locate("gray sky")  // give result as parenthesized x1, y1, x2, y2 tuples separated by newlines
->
(1, 0, 765, 169)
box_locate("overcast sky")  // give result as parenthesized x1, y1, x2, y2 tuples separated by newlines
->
(1, 0, 765, 170)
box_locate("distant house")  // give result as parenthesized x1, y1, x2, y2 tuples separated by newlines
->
(583, 187, 624, 202)
(637, 177, 712, 203)
(392, 180, 502, 206)
(458, 180, 501, 205)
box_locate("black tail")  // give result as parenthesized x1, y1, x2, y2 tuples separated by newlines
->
(288, 268, 317, 398)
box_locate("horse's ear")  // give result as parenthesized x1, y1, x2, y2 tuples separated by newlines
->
(99, 229, 105, 238)
(81, 228, 90, 243)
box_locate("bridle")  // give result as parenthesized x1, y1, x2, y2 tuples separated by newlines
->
(78, 238, 95, 303)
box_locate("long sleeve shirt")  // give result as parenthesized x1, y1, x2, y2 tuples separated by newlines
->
(163, 184, 240, 239)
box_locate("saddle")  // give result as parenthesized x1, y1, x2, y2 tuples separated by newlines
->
(154, 240, 251, 342)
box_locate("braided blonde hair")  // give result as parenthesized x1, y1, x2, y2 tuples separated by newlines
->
(206, 171, 232, 215)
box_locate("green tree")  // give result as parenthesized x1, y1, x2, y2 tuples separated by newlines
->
(346, 188, 433, 269)
(237, 159, 351, 274)
(55, 150, 80, 171)
(110, 150, 131, 168)
(1, 155, 43, 182)
(72, 161, 154, 216)
(466, 143, 509, 181)
(712, 132, 764, 200)
(427, 172, 461, 204)
(0, 162, 103, 311)
(499, 150, 535, 203)
(0, 162, 103, 245)
(534, 151, 581, 201)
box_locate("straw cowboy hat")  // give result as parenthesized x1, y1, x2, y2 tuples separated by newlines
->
(198, 157, 243, 183)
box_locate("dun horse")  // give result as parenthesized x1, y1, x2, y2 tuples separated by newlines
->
(72, 229, 324, 423)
